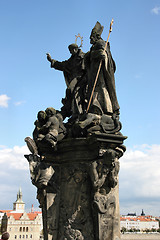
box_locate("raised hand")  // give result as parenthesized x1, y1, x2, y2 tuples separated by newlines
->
(46, 53, 52, 62)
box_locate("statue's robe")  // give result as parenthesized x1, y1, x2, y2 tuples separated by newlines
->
(85, 40, 120, 115)
(51, 49, 86, 118)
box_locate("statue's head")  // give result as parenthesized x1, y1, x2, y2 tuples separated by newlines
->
(45, 107, 56, 117)
(37, 111, 46, 122)
(68, 43, 79, 55)
(90, 21, 104, 44)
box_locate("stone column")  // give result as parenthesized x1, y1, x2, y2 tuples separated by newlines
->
(25, 133, 126, 240)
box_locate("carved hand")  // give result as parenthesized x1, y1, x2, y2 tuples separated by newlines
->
(46, 53, 52, 62)
(98, 49, 106, 60)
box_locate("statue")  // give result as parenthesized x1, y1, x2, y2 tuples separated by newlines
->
(33, 110, 47, 144)
(47, 43, 87, 120)
(85, 21, 120, 116)
(25, 21, 127, 240)
(33, 107, 66, 151)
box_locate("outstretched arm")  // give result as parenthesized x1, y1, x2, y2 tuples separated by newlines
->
(46, 53, 52, 62)
(46, 52, 65, 71)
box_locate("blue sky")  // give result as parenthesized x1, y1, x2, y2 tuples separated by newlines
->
(0, 0, 160, 215)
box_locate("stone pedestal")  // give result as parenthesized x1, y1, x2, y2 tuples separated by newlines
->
(26, 133, 126, 240)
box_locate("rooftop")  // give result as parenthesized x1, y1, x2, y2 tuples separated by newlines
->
(120, 216, 158, 222)
(6, 212, 39, 221)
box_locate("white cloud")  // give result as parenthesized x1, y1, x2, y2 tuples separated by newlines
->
(0, 145, 30, 169)
(151, 6, 160, 15)
(14, 100, 26, 106)
(0, 145, 38, 210)
(0, 145, 7, 149)
(119, 144, 160, 215)
(0, 144, 160, 215)
(0, 94, 10, 108)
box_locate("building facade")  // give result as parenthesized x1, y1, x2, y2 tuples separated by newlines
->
(120, 215, 159, 231)
(0, 189, 42, 240)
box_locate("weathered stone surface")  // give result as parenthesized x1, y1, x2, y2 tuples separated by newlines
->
(25, 134, 126, 240)
(25, 21, 127, 240)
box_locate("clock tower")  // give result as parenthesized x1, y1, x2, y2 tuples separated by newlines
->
(12, 188, 25, 213)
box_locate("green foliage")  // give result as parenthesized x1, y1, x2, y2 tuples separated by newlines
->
(121, 227, 127, 234)
(144, 228, 150, 233)
(128, 228, 134, 232)
(143, 228, 158, 233)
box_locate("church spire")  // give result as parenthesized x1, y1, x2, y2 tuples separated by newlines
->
(13, 188, 25, 213)
(141, 209, 145, 216)
(17, 187, 22, 201)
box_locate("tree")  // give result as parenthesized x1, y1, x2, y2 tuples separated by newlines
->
(121, 227, 127, 234)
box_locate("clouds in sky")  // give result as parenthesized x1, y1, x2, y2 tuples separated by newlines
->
(151, 6, 160, 15)
(0, 144, 160, 215)
(119, 144, 160, 215)
(0, 145, 29, 170)
(14, 101, 26, 106)
(0, 94, 26, 108)
(0, 94, 10, 108)
(0, 145, 38, 211)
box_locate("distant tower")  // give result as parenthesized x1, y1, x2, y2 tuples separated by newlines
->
(141, 209, 145, 216)
(31, 204, 34, 213)
(12, 188, 25, 213)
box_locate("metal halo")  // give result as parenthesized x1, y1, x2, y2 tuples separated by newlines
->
(75, 33, 83, 48)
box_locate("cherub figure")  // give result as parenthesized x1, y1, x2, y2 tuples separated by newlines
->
(41, 107, 60, 147)
(33, 110, 47, 143)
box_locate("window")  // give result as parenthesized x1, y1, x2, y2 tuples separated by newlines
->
(26, 227, 28, 232)
(23, 235, 25, 238)
(26, 235, 28, 239)
(23, 227, 25, 232)
(20, 227, 22, 232)
(19, 235, 21, 239)
(30, 235, 32, 238)
(15, 236, 17, 239)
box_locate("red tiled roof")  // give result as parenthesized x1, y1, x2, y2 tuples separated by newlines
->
(27, 213, 38, 220)
(120, 216, 158, 222)
(6, 212, 38, 221)
(7, 213, 23, 220)
(0, 210, 12, 213)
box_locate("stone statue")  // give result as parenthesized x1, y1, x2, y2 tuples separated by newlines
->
(85, 21, 120, 115)
(47, 43, 87, 120)
(32, 107, 66, 153)
(25, 21, 127, 240)
(71, 112, 122, 137)
(33, 110, 47, 143)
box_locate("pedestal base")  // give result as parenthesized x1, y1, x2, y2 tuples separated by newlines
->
(26, 134, 126, 240)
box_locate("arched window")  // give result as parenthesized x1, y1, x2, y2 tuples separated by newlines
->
(15, 236, 17, 239)
(30, 235, 32, 238)
(26, 235, 28, 239)
(23, 227, 25, 232)
(26, 227, 28, 232)
(19, 235, 21, 239)
(20, 227, 22, 232)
